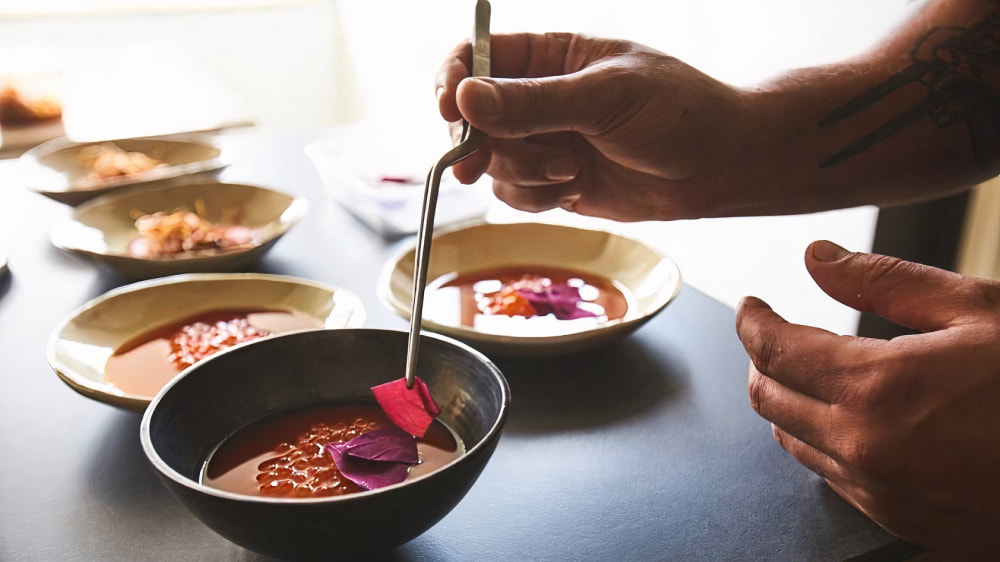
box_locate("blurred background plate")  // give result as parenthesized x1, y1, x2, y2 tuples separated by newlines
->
(20, 133, 229, 206)
(0, 70, 65, 158)
(0, 118, 65, 158)
(49, 180, 307, 280)
(379, 222, 683, 357)
(47, 273, 367, 411)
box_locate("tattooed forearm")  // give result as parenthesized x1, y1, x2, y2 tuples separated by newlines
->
(819, 13, 1000, 170)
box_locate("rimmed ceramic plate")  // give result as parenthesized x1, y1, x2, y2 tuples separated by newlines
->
(47, 273, 367, 411)
(379, 222, 683, 357)
(50, 180, 308, 280)
(20, 133, 228, 206)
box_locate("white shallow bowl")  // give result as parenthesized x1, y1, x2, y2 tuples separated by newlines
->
(46, 273, 367, 411)
(379, 222, 683, 357)
(20, 133, 228, 206)
(50, 180, 307, 280)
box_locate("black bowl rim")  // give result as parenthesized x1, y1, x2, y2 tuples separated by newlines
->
(138, 327, 510, 505)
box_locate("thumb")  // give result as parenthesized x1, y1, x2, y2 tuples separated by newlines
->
(804, 239, 977, 332)
(456, 74, 608, 138)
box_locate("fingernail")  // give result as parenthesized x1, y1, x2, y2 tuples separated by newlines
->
(559, 194, 581, 212)
(466, 77, 500, 116)
(546, 157, 578, 181)
(811, 240, 848, 262)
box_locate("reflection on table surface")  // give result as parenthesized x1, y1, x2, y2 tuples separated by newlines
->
(0, 129, 908, 561)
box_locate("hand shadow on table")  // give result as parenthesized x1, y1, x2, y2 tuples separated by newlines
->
(490, 336, 688, 434)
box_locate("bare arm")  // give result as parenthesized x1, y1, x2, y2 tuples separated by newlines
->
(435, 0, 1000, 219)
(746, 0, 1000, 213)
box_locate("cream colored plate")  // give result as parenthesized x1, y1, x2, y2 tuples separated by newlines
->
(50, 180, 308, 280)
(20, 134, 228, 206)
(47, 273, 367, 411)
(379, 222, 683, 357)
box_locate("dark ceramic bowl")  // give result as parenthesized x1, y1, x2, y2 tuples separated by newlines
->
(139, 328, 509, 559)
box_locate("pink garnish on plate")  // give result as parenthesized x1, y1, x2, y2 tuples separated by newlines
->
(371, 376, 441, 438)
(516, 282, 599, 321)
(326, 426, 418, 490)
(379, 175, 421, 184)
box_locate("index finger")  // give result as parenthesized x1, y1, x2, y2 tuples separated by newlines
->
(735, 296, 887, 403)
(435, 40, 471, 123)
(435, 33, 578, 123)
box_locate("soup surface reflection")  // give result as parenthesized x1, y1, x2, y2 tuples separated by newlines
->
(104, 308, 322, 396)
(424, 265, 630, 336)
(202, 401, 463, 498)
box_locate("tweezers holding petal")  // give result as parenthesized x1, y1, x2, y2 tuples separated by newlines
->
(405, 0, 491, 388)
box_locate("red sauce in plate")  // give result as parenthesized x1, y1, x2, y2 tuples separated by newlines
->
(104, 308, 322, 397)
(201, 401, 463, 498)
(423, 265, 630, 336)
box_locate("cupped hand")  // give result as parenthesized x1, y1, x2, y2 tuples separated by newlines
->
(736, 240, 1000, 558)
(434, 33, 762, 221)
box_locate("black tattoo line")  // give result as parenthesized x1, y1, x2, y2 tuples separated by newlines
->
(819, 13, 1000, 170)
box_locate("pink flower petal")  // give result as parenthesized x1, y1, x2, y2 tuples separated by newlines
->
(371, 376, 440, 437)
(516, 283, 599, 320)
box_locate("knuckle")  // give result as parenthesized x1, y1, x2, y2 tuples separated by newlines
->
(748, 326, 782, 376)
(857, 253, 915, 296)
(585, 65, 647, 136)
(505, 78, 547, 136)
(840, 431, 890, 478)
(832, 409, 902, 484)
(829, 346, 903, 411)
(746, 368, 770, 416)
(955, 278, 1000, 315)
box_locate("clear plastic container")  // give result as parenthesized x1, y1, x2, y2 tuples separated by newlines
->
(306, 121, 491, 237)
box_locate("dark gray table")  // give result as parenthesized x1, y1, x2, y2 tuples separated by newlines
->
(0, 130, 912, 561)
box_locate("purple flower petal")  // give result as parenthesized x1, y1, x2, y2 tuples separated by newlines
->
(554, 304, 599, 320)
(326, 440, 411, 490)
(342, 426, 418, 464)
(516, 283, 599, 321)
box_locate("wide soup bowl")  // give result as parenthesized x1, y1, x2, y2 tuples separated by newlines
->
(50, 180, 307, 280)
(140, 328, 509, 559)
(379, 222, 683, 357)
(47, 273, 366, 411)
